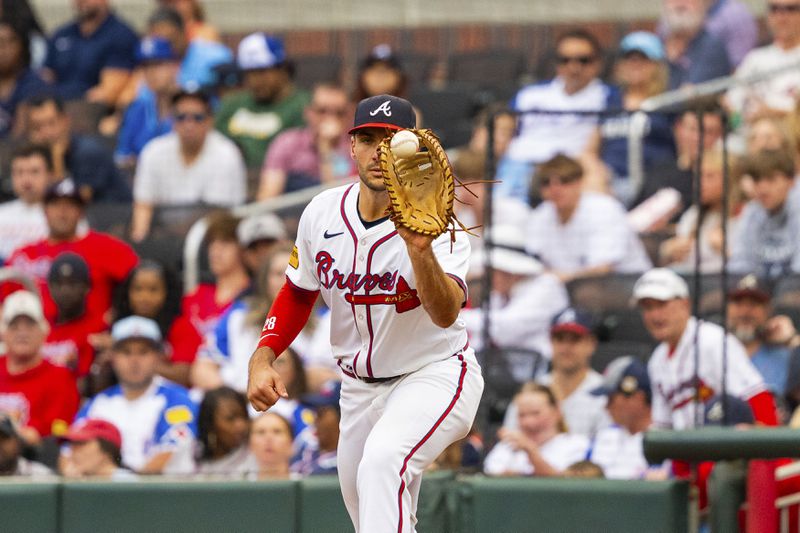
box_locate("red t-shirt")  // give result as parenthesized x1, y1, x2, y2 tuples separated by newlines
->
(166, 314, 204, 364)
(43, 314, 107, 377)
(5, 230, 138, 321)
(0, 357, 79, 437)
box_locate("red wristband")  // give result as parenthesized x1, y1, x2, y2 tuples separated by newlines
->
(257, 278, 319, 357)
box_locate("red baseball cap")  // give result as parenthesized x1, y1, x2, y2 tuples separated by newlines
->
(63, 419, 122, 449)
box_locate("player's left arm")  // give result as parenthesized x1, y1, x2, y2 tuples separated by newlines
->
(398, 227, 464, 328)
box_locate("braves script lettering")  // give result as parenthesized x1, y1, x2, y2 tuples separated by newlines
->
(316, 251, 398, 292)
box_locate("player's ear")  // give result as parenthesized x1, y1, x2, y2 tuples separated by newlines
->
(350, 135, 356, 160)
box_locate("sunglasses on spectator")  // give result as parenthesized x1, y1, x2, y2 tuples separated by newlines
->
(312, 106, 348, 118)
(175, 112, 208, 123)
(556, 55, 596, 66)
(768, 3, 800, 12)
(540, 175, 581, 187)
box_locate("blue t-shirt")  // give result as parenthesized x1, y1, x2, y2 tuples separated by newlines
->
(66, 134, 132, 202)
(751, 344, 792, 396)
(45, 13, 138, 100)
(115, 86, 173, 159)
(0, 69, 50, 138)
(668, 30, 731, 89)
(179, 40, 233, 90)
(600, 110, 676, 179)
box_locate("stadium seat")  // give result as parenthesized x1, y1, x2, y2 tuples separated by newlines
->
(85, 202, 132, 239)
(446, 49, 525, 93)
(409, 86, 478, 148)
(64, 100, 107, 136)
(399, 52, 437, 90)
(292, 54, 343, 90)
(592, 340, 655, 373)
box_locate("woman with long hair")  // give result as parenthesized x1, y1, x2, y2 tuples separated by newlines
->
(195, 386, 254, 476)
(483, 384, 589, 477)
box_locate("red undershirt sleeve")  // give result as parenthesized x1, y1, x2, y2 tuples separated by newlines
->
(747, 390, 779, 426)
(256, 278, 319, 357)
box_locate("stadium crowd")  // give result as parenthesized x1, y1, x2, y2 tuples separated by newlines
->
(1, 0, 800, 523)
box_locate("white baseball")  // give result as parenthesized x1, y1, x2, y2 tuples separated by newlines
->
(390, 130, 419, 159)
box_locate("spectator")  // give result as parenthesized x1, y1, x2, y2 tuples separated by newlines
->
(583, 31, 676, 204)
(461, 225, 568, 360)
(6, 178, 138, 322)
(215, 33, 309, 169)
(659, 150, 741, 272)
(633, 268, 777, 428)
(179, 211, 250, 349)
(726, 0, 800, 120)
(257, 83, 355, 200)
(0, 412, 51, 476)
(525, 154, 652, 283)
(292, 380, 341, 476)
(25, 94, 131, 202)
(192, 244, 333, 395)
(158, 0, 220, 42)
(0, 18, 49, 138)
(449, 104, 517, 166)
(730, 149, 800, 279)
(0, 291, 79, 444)
(195, 386, 254, 476)
(131, 89, 246, 242)
(354, 44, 408, 102)
(146, 7, 231, 91)
(564, 460, 605, 478)
(114, 36, 179, 165)
(630, 105, 725, 223)
(77, 316, 197, 474)
(533, 308, 611, 438)
(60, 418, 136, 479)
(0, 144, 53, 260)
(499, 29, 619, 201)
(484, 384, 589, 477)
(248, 412, 294, 479)
(1, 0, 46, 69)
(42, 253, 105, 388)
(237, 213, 287, 275)
(112, 261, 198, 387)
(727, 274, 798, 399)
(42, 0, 138, 104)
(661, 0, 731, 89)
(588, 357, 655, 480)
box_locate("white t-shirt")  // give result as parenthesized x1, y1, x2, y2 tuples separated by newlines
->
(648, 317, 766, 430)
(526, 191, 652, 275)
(0, 200, 48, 259)
(483, 432, 589, 476)
(667, 207, 739, 274)
(589, 425, 649, 480)
(134, 130, 247, 206)
(727, 43, 800, 115)
(460, 273, 567, 360)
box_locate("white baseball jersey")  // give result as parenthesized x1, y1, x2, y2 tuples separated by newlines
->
(648, 317, 766, 430)
(286, 183, 471, 379)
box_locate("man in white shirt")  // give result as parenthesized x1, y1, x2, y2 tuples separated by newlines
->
(131, 88, 247, 242)
(726, 0, 800, 119)
(0, 144, 53, 260)
(634, 268, 778, 429)
(588, 356, 655, 480)
(526, 154, 652, 283)
(497, 29, 620, 201)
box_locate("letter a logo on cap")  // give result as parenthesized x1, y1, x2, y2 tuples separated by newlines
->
(369, 101, 392, 117)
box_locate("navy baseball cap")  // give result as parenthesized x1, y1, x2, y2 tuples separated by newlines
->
(302, 380, 341, 410)
(728, 273, 772, 303)
(361, 44, 402, 70)
(550, 307, 595, 337)
(592, 356, 651, 400)
(136, 36, 177, 64)
(44, 178, 85, 206)
(48, 252, 90, 284)
(704, 394, 754, 426)
(349, 94, 416, 134)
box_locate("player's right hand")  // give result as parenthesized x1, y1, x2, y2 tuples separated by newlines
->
(247, 346, 288, 412)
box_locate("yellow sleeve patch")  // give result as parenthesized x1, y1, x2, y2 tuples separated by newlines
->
(289, 245, 299, 269)
(165, 405, 193, 425)
(51, 419, 69, 437)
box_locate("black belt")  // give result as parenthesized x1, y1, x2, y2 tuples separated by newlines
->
(339, 364, 402, 384)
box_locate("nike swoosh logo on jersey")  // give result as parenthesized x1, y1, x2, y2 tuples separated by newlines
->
(324, 230, 344, 239)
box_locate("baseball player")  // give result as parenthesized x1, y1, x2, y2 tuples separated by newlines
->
(633, 268, 777, 429)
(248, 94, 484, 532)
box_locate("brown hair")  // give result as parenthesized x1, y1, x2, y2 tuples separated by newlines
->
(515, 382, 568, 433)
(245, 242, 294, 328)
(744, 148, 796, 181)
(534, 154, 583, 189)
(701, 149, 743, 215)
(205, 210, 240, 243)
(556, 28, 603, 59)
(452, 150, 486, 183)
(11, 143, 53, 172)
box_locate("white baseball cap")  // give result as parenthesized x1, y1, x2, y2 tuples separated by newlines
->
(111, 316, 162, 347)
(1, 291, 47, 330)
(632, 268, 690, 302)
(470, 225, 543, 276)
(237, 213, 287, 248)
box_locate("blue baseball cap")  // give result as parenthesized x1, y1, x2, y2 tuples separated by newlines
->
(550, 307, 595, 337)
(302, 380, 341, 410)
(620, 31, 665, 62)
(237, 32, 287, 71)
(704, 394, 754, 426)
(136, 36, 177, 63)
(592, 356, 651, 400)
